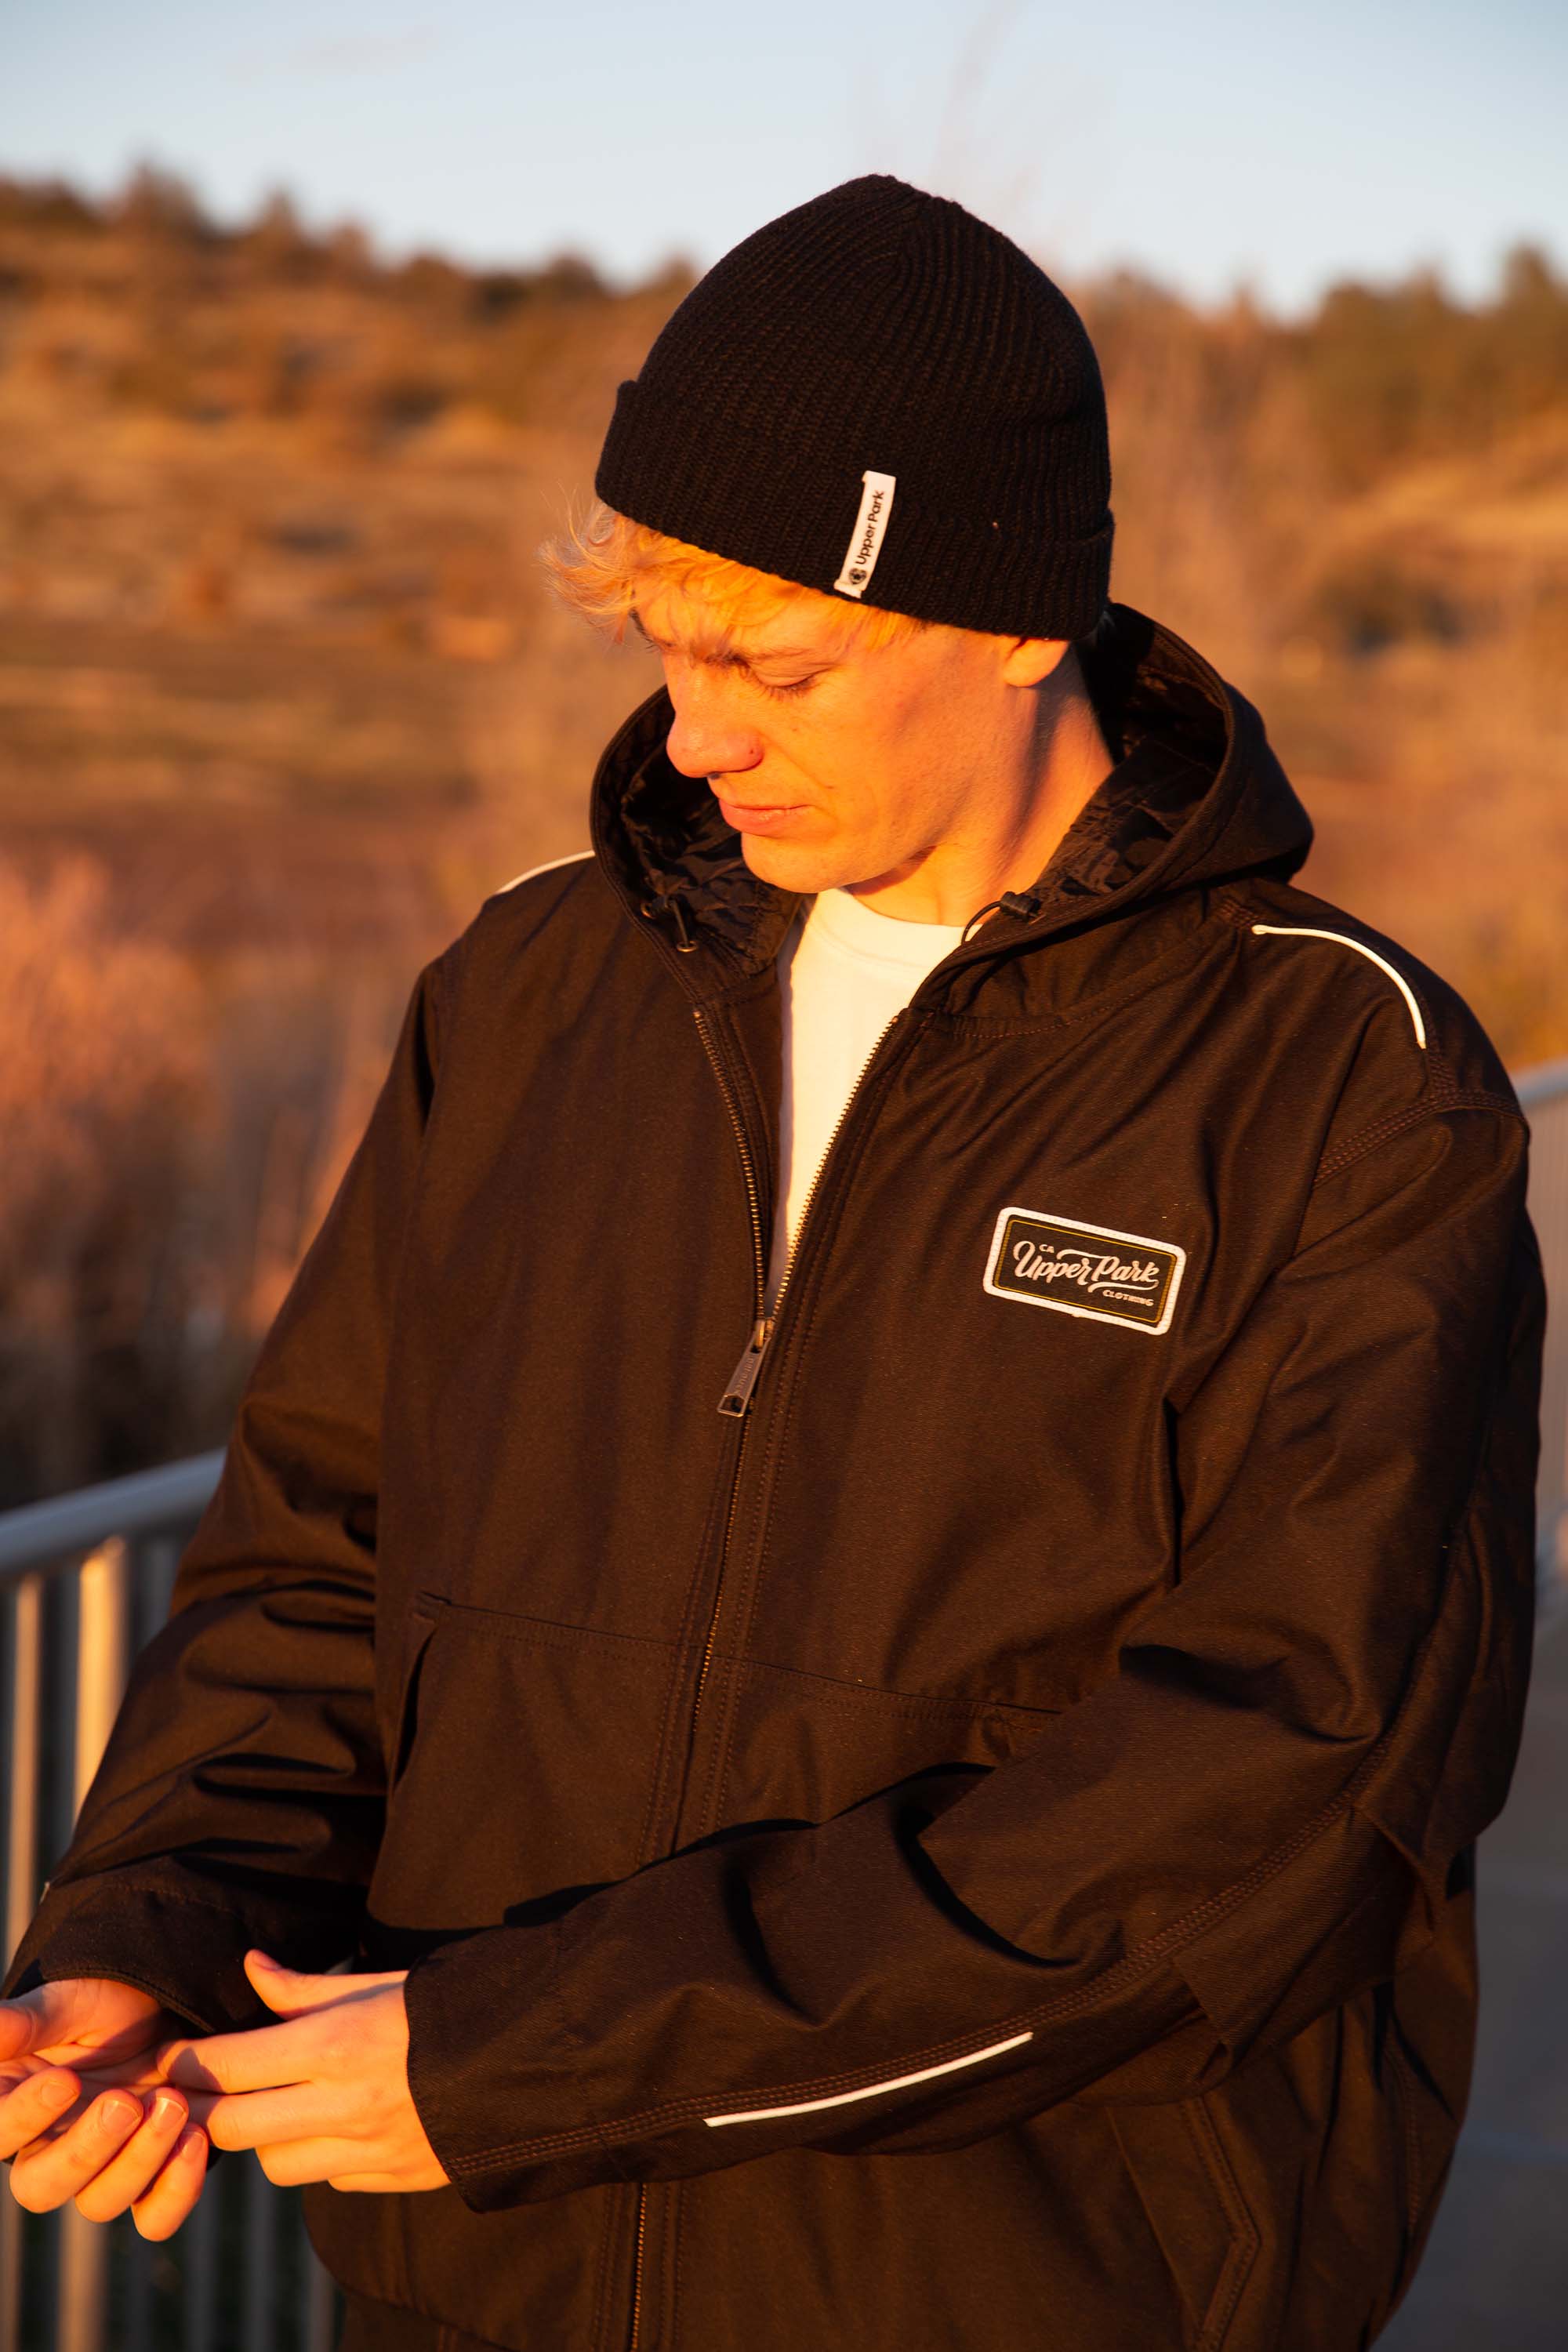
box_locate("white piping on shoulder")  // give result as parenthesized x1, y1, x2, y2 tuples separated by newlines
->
(1250, 924, 1426, 1050)
(702, 2030, 1033, 2129)
(496, 849, 594, 894)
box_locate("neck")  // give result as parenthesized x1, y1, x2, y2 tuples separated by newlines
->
(848, 647, 1115, 925)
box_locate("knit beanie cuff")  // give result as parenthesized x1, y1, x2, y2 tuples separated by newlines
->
(593, 175, 1115, 643)
(598, 383, 1110, 641)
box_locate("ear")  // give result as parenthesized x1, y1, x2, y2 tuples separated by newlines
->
(1000, 635, 1073, 688)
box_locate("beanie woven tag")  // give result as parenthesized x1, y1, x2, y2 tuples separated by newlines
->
(832, 470, 898, 600)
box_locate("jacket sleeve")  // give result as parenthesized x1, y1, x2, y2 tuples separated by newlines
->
(403, 1098, 1543, 2212)
(1, 950, 452, 2035)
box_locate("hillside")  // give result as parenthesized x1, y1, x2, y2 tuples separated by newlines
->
(1, 167, 1564, 1500)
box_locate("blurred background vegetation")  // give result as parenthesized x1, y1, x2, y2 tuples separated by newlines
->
(2, 163, 1564, 1507)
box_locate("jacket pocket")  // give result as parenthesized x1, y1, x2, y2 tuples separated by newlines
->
(718, 1655, 1055, 1824)
(1108, 2097, 1259, 2352)
(387, 1600, 439, 1796)
(367, 1592, 682, 1935)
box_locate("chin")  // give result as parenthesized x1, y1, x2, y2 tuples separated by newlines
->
(739, 836, 858, 895)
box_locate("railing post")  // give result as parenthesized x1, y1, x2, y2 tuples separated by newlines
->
(243, 2158, 279, 2351)
(1, 1570, 45, 2352)
(74, 1538, 131, 1813)
(45, 1542, 136, 2352)
(4, 1568, 43, 1970)
(303, 2244, 339, 2352)
(55, 2216, 109, 2352)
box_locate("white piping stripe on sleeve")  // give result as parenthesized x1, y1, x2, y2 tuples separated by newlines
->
(1250, 924, 1427, 1050)
(497, 849, 594, 894)
(702, 2031, 1033, 2129)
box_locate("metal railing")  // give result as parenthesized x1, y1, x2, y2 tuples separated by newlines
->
(0, 1459, 338, 2352)
(2, 1057, 1566, 2352)
(1519, 1056, 1568, 1603)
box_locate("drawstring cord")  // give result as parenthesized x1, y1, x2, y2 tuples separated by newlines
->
(641, 892, 698, 953)
(960, 889, 1043, 947)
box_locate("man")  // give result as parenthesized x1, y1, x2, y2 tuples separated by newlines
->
(0, 176, 1544, 2350)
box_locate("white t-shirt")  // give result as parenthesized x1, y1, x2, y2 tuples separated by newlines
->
(768, 888, 967, 1309)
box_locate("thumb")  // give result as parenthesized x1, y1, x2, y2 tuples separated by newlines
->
(0, 1979, 95, 2060)
(243, 1951, 397, 2015)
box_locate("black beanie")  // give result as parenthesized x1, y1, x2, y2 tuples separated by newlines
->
(595, 173, 1112, 641)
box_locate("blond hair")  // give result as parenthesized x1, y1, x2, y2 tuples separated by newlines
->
(539, 498, 931, 655)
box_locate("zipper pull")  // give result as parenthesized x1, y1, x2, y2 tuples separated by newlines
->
(718, 1319, 771, 1417)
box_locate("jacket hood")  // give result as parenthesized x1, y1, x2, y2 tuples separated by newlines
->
(589, 602, 1314, 978)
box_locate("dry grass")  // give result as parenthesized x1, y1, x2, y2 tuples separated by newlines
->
(0, 173, 1563, 1502)
(0, 855, 414, 1504)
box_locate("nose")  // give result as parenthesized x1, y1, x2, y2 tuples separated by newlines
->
(662, 661, 764, 781)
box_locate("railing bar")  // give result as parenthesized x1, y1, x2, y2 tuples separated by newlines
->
(0, 2198, 24, 2352)
(3, 1577, 46, 2352)
(181, 2171, 220, 2352)
(140, 1534, 182, 1651)
(0, 1453, 224, 1586)
(122, 2216, 155, 2352)
(303, 2239, 338, 2352)
(50, 1567, 81, 1876)
(56, 2206, 108, 2352)
(5, 1573, 43, 1967)
(241, 2161, 278, 2352)
(74, 1540, 130, 1817)
(1516, 1054, 1568, 1110)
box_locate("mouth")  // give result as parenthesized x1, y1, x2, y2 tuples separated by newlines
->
(713, 789, 809, 837)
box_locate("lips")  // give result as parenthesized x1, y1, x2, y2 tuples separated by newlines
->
(714, 793, 808, 837)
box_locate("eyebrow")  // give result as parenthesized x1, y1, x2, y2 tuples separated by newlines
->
(630, 608, 824, 666)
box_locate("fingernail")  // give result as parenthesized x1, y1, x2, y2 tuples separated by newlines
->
(151, 2092, 185, 2125)
(96, 2097, 136, 2135)
(39, 2076, 75, 2111)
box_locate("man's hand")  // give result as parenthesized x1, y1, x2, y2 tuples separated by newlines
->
(158, 1951, 451, 2194)
(1, 1978, 209, 2237)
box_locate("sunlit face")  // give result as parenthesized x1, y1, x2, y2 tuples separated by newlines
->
(632, 583, 1064, 902)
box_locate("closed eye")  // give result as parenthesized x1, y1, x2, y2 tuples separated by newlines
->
(747, 668, 832, 701)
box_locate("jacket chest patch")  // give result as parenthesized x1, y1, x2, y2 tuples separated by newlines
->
(984, 1207, 1185, 1335)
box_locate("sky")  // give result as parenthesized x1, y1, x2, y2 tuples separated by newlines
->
(5, 0, 1566, 315)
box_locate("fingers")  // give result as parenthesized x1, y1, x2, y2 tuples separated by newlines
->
(158, 2015, 316, 2096)
(129, 2122, 209, 2242)
(253, 2136, 381, 2190)
(5, 2089, 144, 2213)
(183, 2082, 334, 2153)
(0, 2070, 79, 2161)
(71, 2091, 191, 2225)
(243, 1951, 402, 2019)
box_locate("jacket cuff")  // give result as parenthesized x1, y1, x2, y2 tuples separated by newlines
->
(404, 1920, 619, 2211)
(2, 1875, 269, 2035)
(3, 1860, 363, 2034)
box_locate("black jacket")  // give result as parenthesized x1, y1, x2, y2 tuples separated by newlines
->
(7, 606, 1544, 2352)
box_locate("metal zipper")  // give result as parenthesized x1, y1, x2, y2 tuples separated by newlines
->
(699, 1004, 906, 1713)
(628, 2181, 648, 2350)
(691, 1006, 768, 1715)
(626, 1006, 771, 2351)
(630, 1000, 906, 2350)
(714, 1009, 903, 1423)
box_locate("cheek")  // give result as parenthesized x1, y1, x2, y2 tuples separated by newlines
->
(797, 675, 936, 807)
